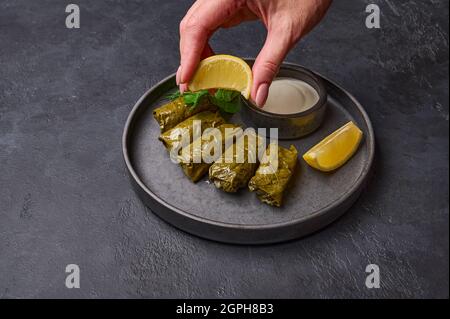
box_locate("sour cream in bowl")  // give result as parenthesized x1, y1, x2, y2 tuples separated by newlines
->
(263, 78, 320, 115)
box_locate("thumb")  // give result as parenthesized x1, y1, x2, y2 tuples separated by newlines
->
(178, 44, 214, 93)
(251, 31, 292, 107)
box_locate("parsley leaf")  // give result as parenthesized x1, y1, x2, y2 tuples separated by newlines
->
(183, 90, 209, 108)
(210, 89, 242, 113)
(166, 90, 182, 100)
(166, 88, 243, 114)
(214, 89, 240, 102)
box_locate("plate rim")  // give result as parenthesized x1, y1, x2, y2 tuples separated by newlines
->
(122, 62, 375, 232)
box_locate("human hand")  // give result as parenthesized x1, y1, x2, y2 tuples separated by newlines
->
(177, 0, 332, 106)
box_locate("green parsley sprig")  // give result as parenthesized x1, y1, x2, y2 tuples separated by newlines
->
(166, 89, 243, 114)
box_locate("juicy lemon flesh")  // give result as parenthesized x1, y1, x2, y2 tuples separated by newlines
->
(303, 121, 363, 172)
(188, 55, 252, 99)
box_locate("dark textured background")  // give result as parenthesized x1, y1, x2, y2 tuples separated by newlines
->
(0, 0, 448, 298)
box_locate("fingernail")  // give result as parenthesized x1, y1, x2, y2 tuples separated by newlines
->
(179, 83, 188, 94)
(176, 66, 182, 85)
(255, 83, 269, 107)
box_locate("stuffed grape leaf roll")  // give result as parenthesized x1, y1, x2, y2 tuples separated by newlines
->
(178, 124, 243, 182)
(248, 144, 298, 207)
(159, 111, 225, 161)
(209, 130, 265, 193)
(153, 97, 215, 132)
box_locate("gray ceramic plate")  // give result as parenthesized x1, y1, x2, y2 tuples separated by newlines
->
(122, 62, 375, 244)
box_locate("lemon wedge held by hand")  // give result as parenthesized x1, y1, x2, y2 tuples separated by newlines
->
(188, 55, 252, 99)
(303, 121, 363, 172)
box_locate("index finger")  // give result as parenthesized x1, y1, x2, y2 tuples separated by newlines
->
(179, 0, 244, 84)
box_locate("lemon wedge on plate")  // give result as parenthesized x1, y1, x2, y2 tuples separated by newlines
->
(188, 55, 252, 99)
(303, 121, 363, 172)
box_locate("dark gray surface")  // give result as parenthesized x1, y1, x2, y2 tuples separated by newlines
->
(0, 0, 448, 298)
